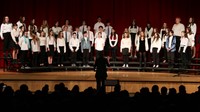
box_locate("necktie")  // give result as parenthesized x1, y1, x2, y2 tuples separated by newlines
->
(24, 37, 27, 44)
(77, 32, 79, 39)
(88, 31, 92, 45)
(65, 31, 68, 42)
(88, 31, 90, 39)
(82, 26, 84, 34)
(85, 38, 87, 44)
(107, 27, 109, 37)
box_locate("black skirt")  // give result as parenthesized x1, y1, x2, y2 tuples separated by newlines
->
(10, 37, 19, 49)
(139, 39, 145, 52)
(122, 48, 129, 55)
(47, 45, 55, 56)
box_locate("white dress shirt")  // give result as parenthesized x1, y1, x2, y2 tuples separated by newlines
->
(63, 31, 71, 43)
(52, 26, 62, 35)
(57, 37, 66, 53)
(69, 37, 79, 52)
(79, 25, 87, 34)
(0, 23, 12, 39)
(120, 38, 132, 52)
(172, 23, 185, 36)
(95, 37, 105, 51)
(150, 37, 162, 53)
(31, 40, 40, 52)
(94, 22, 105, 32)
(11, 29, 20, 43)
(88, 31, 94, 46)
(46, 36, 56, 48)
(39, 36, 47, 46)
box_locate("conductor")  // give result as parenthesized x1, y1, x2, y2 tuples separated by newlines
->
(94, 55, 110, 92)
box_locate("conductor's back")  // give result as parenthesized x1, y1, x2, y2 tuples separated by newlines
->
(94, 56, 110, 91)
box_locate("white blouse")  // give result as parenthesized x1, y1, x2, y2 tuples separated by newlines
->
(0, 23, 12, 39)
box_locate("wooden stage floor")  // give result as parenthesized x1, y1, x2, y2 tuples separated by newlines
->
(0, 69, 200, 94)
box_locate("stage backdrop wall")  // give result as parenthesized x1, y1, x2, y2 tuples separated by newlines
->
(0, 0, 199, 67)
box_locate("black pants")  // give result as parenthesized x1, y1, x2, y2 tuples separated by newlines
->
(3, 32, 12, 52)
(123, 55, 129, 65)
(130, 33, 136, 56)
(110, 46, 117, 61)
(130, 33, 136, 47)
(96, 50, 103, 59)
(180, 47, 187, 68)
(167, 52, 175, 68)
(71, 47, 77, 64)
(147, 38, 152, 62)
(90, 42, 94, 61)
(104, 37, 110, 56)
(32, 52, 39, 67)
(77, 45, 82, 61)
(65, 42, 70, 61)
(161, 42, 167, 61)
(152, 48, 159, 65)
(21, 50, 28, 66)
(139, 52, 146, 67)
(175, 36, 181, 60)
(96, 78, 106, 92)
(57, 47, 64, 65)
(83, 49, 89, 65)
(40, 46, 46, 64)
(29, 39, 33, 64)
(186, 46, 192, 66)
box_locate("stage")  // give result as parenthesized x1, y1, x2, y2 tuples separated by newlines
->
(0, 69, 200, 94)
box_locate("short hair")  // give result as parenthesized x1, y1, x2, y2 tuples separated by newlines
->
(83, 31, 87, 34)
(106, 19, 110, 23)
(169, 30, 174, 34)
(99, 26, 103, 29)
(13, 23, 17, 27)
(97, 16, 102, 19)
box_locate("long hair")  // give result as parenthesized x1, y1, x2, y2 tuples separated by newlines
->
(188, 17, 195, 25)
(32, 33, 39, 44)
(110, 29, 117, 40)
(48, 29, 55, 42)
(186, 27, 193, 35)
(123, 32, 129, 39)
(58, 31, 64, 39)
(151, 28, 158, 37)
(130, 19, 137, 28)
(41, 20, 49, 29)
(139, 31, 145, 39)
(161, 28, 170, 40)
(3, 16, 9, 24)
(152, 32, 160, 42)
(30, 19, 35, 26)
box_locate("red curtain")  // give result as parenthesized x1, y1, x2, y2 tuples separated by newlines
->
(0, 0, 199, 67)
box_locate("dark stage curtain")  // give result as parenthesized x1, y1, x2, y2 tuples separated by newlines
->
(0, 0, 199, 67)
